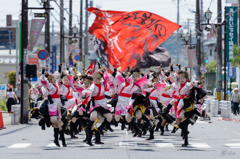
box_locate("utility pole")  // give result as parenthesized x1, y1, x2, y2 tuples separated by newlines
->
(80, 0, 83, 68)
(176, 0, 179, 63)
(60, 0, 64, 63)
(20, 0, 28, 124)
(201, 0, 204, 66)
(85, 0, 89, 68)
(224, 7, 227, 100)
(68, 0, 73, 65)
(239, 0, 240, 45)
(216, 0, 222, 100)
(196, 0, 201, 81)
(44, 0, 50, 67)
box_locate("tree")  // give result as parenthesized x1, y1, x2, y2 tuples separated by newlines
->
(7, 71, 16, 88)
(206, 60, 217, 72)
(231, 45, 240, 67)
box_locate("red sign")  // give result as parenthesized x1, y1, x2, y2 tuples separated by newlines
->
(74, 48, 81, 54)
(29, 57, 39, 70)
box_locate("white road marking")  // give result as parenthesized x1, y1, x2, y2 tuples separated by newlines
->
(223, 128, 240, 136)
(119, 142, 138, 147)
(155, 143, 174, 148)
(225, 143, 240, 148)
(190, 143, 211, 148)
(8, 143, 31, 148)
(196, 121, 208, 124)
(45, 143, 60, 148)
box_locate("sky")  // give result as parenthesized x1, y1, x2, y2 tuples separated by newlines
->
(0, 0, 232, 33)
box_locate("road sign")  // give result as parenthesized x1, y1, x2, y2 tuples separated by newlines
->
(200, 67, 208, 74)
(37, 49, 49, 60)
(0, 84, 6, 96)
(74, 55, 81, 61)
(50, 46, 57, 73)
(34, 13, 48, 18)
(74, 48, 81, 54)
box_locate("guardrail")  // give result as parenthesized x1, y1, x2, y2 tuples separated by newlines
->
(219, 100, 231, 118)
(210, 100, 219, 117)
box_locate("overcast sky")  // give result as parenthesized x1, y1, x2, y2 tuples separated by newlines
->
(0, 0, 234, 34)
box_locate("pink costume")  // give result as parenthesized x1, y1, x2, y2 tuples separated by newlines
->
(83, 72, 111, 112)
(40, 75, 61, 117)
(115, 80, 133, 115)
(61, 84, 78, 110)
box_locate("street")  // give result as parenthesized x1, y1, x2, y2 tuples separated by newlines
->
(1, 117, 240, 159)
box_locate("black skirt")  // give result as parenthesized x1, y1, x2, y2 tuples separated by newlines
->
(6, 98, 15, 112)
(91, 106, 111, 116)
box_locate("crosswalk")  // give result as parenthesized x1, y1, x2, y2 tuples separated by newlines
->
(5, 142, 213, 149)
(5, 141, 240, 149)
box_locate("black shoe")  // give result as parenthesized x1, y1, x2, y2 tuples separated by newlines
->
(54, 140, 60, 147)
(60, 130, 67, 147)
(83, 138, 87, 142)
(182, 144, 188, 147)
(86, 141, 94, 146)
(53, 128, 60, 147)
(95, 141, 104, 144)
(146, 136, 154, 140)
(133, 130, 141, 137)
(171, 127, 178, 133)
(71, 136, 78, 139)
(107, 125, 114, 132)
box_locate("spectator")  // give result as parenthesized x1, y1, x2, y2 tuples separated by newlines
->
(6, 83, 11, 92)
(14, 83, 21, 104)
(5, 88, 18, 116)
(230, 88, 240, 115)
(29, 84, 39, 108)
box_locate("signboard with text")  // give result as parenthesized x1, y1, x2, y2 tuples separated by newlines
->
(0, 84, 6, 96)
(50, 46, 57, 74)
(226, 6, 238, 62)
(228, 62, 235, 78)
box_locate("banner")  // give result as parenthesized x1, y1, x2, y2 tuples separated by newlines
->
(187, 49, 197, 68)
(50, 46, 57, 73)
(226, 6, 238, 62)
(140, 47, 171, 68)
(182, 45, 188, 57)
(88, 7, 180, 71)
(27, 19, 46, 51)
(227, 62, 235, 78)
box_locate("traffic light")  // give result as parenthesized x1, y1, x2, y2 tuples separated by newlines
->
(206, 59, 208, 63)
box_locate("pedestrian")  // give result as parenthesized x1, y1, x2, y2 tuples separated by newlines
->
(14, 83, 21, 104)
(5, 88, 18, 116)
(230, 88, 240, 115)
(6, 83, 11, 92)
(29, 84, 39, 108)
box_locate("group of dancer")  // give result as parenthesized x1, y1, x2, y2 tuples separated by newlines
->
(34, 62, 208, 147)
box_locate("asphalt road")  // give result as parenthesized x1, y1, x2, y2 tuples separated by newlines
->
(0, 117, 240, 159)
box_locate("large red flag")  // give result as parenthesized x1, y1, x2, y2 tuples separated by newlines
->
(87, 63, 93, 75)
(88, 7, 181, 71)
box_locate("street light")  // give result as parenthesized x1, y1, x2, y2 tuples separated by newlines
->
(180, 29, 183, 37)
(205, 8, 212, 25)
(72, 26, 78, 36)
(184, 34, 189, 43)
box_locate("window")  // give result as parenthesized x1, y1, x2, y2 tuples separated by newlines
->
(210, 49, 212, 56)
